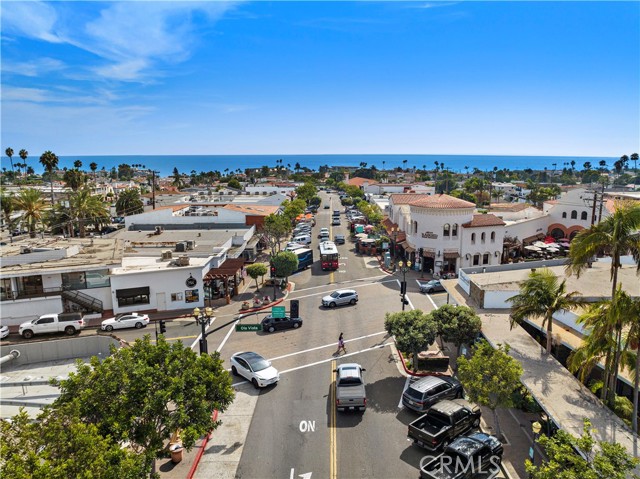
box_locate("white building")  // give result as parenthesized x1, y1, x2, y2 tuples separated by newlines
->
(244, 182, 297, 196)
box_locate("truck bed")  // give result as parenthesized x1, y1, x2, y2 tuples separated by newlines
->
(336, 384, 366, 408)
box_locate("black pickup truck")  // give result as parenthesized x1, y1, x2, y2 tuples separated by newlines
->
(419, 432, 503, 479)
(408, 399, 481, 451)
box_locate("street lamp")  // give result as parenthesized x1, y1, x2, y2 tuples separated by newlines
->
(192, 306, 215, 355)
(529, 420, 542, 473)
(398, 260, 412, 311)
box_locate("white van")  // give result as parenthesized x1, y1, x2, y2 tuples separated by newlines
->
(293, 234, 312, 245)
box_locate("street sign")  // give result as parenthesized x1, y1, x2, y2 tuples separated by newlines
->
(271, 306, 286, 318)
(235, 324, 261, 332)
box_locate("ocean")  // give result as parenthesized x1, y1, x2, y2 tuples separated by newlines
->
(6, 154, 616, 177)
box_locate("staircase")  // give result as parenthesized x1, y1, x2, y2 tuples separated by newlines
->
(61, 290, 104, 313)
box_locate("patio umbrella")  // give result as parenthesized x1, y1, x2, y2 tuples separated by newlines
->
(546, 247, 560, 252)
(355, 233, 368, 239)
(533, 241, 547, 248)
(364, 225, 375, 232)
(525, 245, 541, 252)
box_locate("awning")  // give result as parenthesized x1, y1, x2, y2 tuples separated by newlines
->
(443, 252, 460, 259)
(522, 233, 545, 244)
(404, 246, 416, 254)
(115, 286, 150, 298)
(422, 251, 435, 258)
(204, 258, 246, 280)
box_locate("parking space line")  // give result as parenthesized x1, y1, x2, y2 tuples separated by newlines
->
(426, 294, 438, 310)
(398, 376, 411, 409)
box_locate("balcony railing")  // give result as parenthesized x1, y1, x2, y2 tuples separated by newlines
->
(1, 287, 64, 301)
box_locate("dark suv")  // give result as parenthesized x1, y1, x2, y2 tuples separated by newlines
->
(402, 376, 463, 413)
(261, 315, 303, 333)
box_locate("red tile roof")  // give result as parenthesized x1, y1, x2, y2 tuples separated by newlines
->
(410, 194, 475, 209)
(389, 194, 431, 205)
(347, 177, 374, 187)
(462, 214, 506, 228)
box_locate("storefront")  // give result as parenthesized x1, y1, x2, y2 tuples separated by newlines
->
(204, 258, 247, 305)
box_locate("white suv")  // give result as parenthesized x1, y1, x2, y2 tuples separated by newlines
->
(322, 290, 359, 308)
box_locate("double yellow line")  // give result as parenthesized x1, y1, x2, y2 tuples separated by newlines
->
(329, 359, 337, 479)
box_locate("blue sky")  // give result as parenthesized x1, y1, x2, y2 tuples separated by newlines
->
(2, 1, 639, 157)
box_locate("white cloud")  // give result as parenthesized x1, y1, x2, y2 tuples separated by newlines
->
(1, 1, 65, 43)
(2, 86, 50, 103)
(2, 57, 66, 77)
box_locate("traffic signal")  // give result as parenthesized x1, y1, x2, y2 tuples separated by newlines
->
(400, 281, 407, 295)
(159, 320, 167, 334)
(270, 265, 276, 278)
(290, 299, 300, 319)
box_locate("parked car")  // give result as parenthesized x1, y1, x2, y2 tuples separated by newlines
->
(420, 280, 446, 294)
(334, 234, 346, 245)
(322, 289, 358, 307)
(261, 314, 303, 333)
(101, 312, 150, 331)
(230, 351, 280, 388)
(408, 399, 481, 451)
(19, 312, 85, 339)
(402, 376, 463, 413)
(0, 323, 9, 340)
(419, 432, 503, 479)
(285, 244, 305, 252)
(334, 363, 367, 412)
(292, 234, 312, 245)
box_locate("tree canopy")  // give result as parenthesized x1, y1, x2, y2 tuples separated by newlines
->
(384, 310, 437, 372)
(429, 304, 482, 358)
(262, 214, 292, 255)
(271, 250, 298, 281)
(246, 263, 268, 291)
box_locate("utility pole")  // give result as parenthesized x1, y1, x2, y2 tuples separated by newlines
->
(598, 181, 605, 224)
(152, 170, 156, 210)
(590, 189, 598, 225)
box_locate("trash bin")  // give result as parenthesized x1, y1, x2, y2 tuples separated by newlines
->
(170, 443, 184, 463)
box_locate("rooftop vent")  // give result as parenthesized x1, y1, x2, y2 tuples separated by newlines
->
(176, 255, 190, 266)
(161, 250, 173, 261)
(154, 226, 163, 235)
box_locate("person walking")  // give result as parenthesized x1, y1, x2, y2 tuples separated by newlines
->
(336, 332, 347, 354)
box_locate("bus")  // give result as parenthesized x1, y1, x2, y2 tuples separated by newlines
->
(320, 242, 339, 271)
(294, 248, 314, 273)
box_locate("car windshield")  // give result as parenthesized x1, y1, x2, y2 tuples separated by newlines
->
(330, 292, 340, 298)
(248, 356, 271, 372)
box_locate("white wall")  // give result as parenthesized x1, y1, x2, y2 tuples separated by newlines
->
(1, 297, 64, 326)
(406, 207, 473, 256)
(459, 226, 505, 269)
(502, 216, 549, 242)
(245, 185, 296, 195)
(125, 207, 246, 228)
(483, 289, 519, 309)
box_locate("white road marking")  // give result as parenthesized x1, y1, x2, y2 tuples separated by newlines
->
(291, 275, 390, 294)
(406, 295, 415, 310)
(427, 294, 438, 310)
(269, 331, 388, 361)
(287, 280, 397, 301)
(216, 319, 239, 353)
(190, 316, 215, 351)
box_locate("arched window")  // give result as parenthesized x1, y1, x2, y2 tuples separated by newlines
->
(483, 253, 490, 265)
(562, 212, 567, 219)
(473, 254, 480, 266)
(481, 232, 486, 243)
(571, 210, 577, 219)
(471, 233, 476, 244)
(581, 211, 588, 220)
(452, 224, 458, 237)
(490, 231, 496, 242)
(443, 224, 450, 237)
(414, 221, 418, 234)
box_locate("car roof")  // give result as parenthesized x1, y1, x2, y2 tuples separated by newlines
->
(429, 399, 474, 415)
(408, 375, 447, 392)
(234, 351, 265, 361)
(336, 363, 362, 376)
(334, 289, 356, 294)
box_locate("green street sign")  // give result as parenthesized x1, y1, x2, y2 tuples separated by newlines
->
(271, 306, 286, 318)
(235, 324, 261, 332)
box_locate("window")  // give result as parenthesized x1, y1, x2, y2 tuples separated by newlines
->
(185, 289, 199, 303)
(116, 287, 150, 307)
(581, 211, 588, 220)
(62, 270, 110, 290)
(571, 210, 577, 219)
(413, 221, 418, 234)
(452, 224, 458, 237)
(473, 254, 480, 266)
(0, 278, 13, 301)
(562, 212, 567, 219)
(171, 292, 183, 302)
(18, 275, 43, 296)
(471, 233, 476, 244)
(483, 253, 490, 265)
(490, 231, 496, 242)
(37, 317, 54, 324)
(443, 224, 450, 237)
(481, 232, 486, 243)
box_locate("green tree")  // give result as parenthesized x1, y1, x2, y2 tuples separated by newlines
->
(172, 167, 182, 188)
(282, 198, 306, 222)
(18, 149, 28, 179)
(13, 188, 47, 238)
(262, 214, 292, 255)
(63, 169, 86, 191)
(39, 150, 59, 205)
(384, 310, 437, 373)
(296, 183, 317, 204)
(507, 268, 581, 354)
(343, 184, 364, 199)
(89, 161, 98, 178)
(246, 263, 268, 292)
(0, 190, 15, 234)
(69, 188, 110, 237)
(526, 418, 639, 479)
(271, 250, 298, 283)
(53, 336, 235, 473)
(115, 188, 144, 216)
(73, 159, 83, 170)
(227, 178, 241, 190)
(0, 408, 147, 479)
(5, 147, 14, 175)
(566, 201, 640, 404)
(623, 296, 640, 432)
(457, 340, 523, 439)
(429, 304, 482, 359)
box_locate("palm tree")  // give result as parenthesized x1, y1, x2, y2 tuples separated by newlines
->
(115, 188, 144, 216)
(19, 149, 28, 178)
(583, 161, 592, 171)
(464, 165, 469, 177)
(5, 147, 14, 175)
(621, 295, 640, 431)
(69, 188, 110, 237)
(402, 159, 408, 171)
(507, 268, 582, 354)
(631, 152, 639, 173)
(90, 162, 98, 179)
(73, 159, 83, 170)
(39, 151, 59, 205)
(567, 202, 640, 403)
(13, 188, 47, 238)
(599, 159, 607, 172)
(382, 160, 385, 171)
(0, 190, 16, 235)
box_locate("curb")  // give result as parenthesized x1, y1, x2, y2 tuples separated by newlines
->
(393, 337, 453, 378)
(186, 409, 219, 479)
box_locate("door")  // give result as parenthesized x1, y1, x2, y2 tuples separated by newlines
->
(156, 292, 167, 311)
(36, 317, 56, 334)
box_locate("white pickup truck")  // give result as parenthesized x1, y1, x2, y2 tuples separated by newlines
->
(334, 363, 367, 412)
(19, 312, 86, 339)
